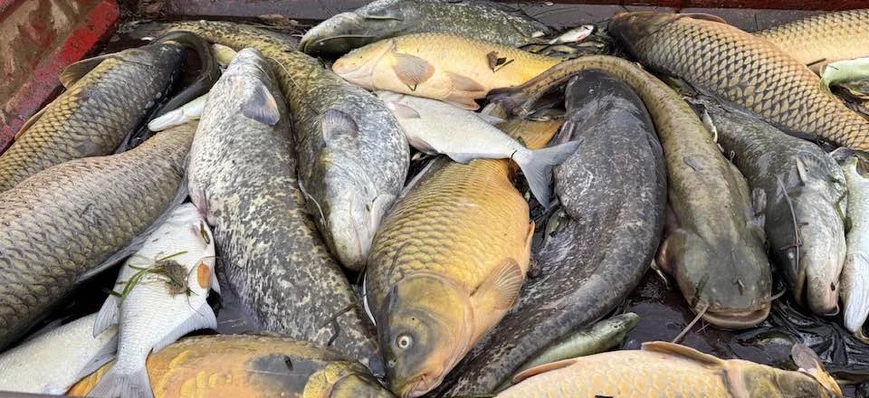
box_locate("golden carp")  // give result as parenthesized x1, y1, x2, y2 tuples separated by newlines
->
(757, 10, 869, 72)
(333, 33, 560, 109)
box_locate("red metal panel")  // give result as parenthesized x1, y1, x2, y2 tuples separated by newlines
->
(0, 0, 119, 154)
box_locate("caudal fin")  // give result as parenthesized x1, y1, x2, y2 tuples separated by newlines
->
(87, 365, 153, 398)
(843, 252, 869, 332)
(514, 141, 581, 207)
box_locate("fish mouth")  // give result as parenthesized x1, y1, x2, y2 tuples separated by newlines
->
(398, 373, 442, 398)
(698, 303, 772, 329)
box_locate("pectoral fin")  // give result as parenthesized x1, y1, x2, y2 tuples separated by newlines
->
(386, 101, 421, 119)
(471, 258, 523, 312)
(390, 52, 434, 91)
(241, 83, 280, 126)
(321, 109, 359, 143)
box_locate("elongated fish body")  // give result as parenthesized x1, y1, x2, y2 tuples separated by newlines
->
(706, 103, 846, 316)
(439, 70, 664, 395)
(609, 12, 869, 150)
(70, 335, 393, 398)
(166, 21, 408, 272)
(841, 157, 869, 333)
(0, 39, 185, 192)
(300, 0, 551, 57)
(186, 48, 381, 373)
(489, 55, 772, 329)
(333, 33, 561, 109)
(497, 342, 838, 398)
(0, 314, 117, 395)
(378, 92, 579, 206)
(757, 10, 869, 72)
(88, 203, 218, 398)
(0, 123, 194, 351)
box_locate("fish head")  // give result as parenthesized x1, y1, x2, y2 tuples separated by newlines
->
(660, 229, 772, 329)
(327, 368, 396, 398)
(300, 0, 415, 56)
(377, 274, 472, 397)
(608, 12, 678, 52)
(732, 358, 842, 398)
(332, 39, 395, 87)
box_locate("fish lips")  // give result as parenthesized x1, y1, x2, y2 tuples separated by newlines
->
(695, 301, 772, 330)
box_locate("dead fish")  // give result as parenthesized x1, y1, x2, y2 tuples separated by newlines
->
(333, 33, 561, 109)
(841, 157, 869, 334)
(299, 0, 551, 57)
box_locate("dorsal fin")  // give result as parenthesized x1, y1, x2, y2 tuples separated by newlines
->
(678, 13, 727, 24)
(641, 342, 725, 366)
(60, 54, 113, 88)
(512, 358, 578, 384)
(13, 106, 48, 140)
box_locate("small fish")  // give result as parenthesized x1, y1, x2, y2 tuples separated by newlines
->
(548, 25, 594, 44)
(841, 157, 869, 334)
(147, 94, 208, 132)
(211, 43, 238, 68)
(334, 33, 561, 109)
(88, 203, 218, 398)
(377, 91, 579, 206)
(0, 314, 117, 395)
(821, 57, 869, 93)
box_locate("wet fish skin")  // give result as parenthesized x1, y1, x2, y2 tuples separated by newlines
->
(706, 102, 846, 316)
(438, 70, 664, 395)
(166, 21, 409, 272)
(0, 123, 194, 351)
(841, 157, 869, 333)
(497, 342, 839, 398)
(757, 10, 869, 72)
(187, 48, 381, 372)
(609, 11, 869, 150)
(300, 0, 551, 57)
(69, 335, 393, 397)
(0, 314, 117, 395)
(88, 203, 219, 398)
(333, 33, 561, 109)
(490, 55, 772, 329)
(0, 41, 184, 192)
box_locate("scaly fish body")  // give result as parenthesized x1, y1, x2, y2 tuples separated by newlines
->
(333, 33, 561, 109)
(69, 335, 393, 397)
(841, 157, 869, 333)
(489, 55, 771, 329)
(366, 120, 537, 396)
(0, 314, 117, 395)
(0, 123, 194, 351)
(186, 48, 381, 372)
(88, 203, 218, 398)
(0, 39, 185, 192)
(609, 12, 869, 150)
(439, 70, 664, 395)
(299, 0, 551, 57)
(757, 10, 869, 71)
(706, 102, 846, 316)
(497, 342, 838, 398)
(167, 21, 408, 272)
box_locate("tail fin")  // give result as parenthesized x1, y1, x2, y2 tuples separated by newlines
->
(514, 141, 581, 207)
(87, 365, 153, 398)
(843, 252, 869, 332)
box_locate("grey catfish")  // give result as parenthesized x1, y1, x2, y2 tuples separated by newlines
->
(435, 70, 665, 395)
(706, 101, 847, 316)
(299, 0, 551, 57)
(187, 48, 382, 373)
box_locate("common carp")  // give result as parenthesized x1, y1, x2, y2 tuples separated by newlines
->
(300, 0, 551, 57)
(497, 342, 842, 398)
(333, 33, 561, 109)
(187, 48, 381, 372)
(166, 21, 409, 272)
(609, 11, 869, 151)
(0, 122, 193, 351)
(757, 10, 869, 72)
(439, 69, 664, 395)
(704, 101, 846, 316)
(69, 335, 393, 397)
(841, 157, 869, 334)
(490, 55, 772, 329)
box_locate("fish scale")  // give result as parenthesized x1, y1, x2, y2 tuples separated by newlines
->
(609, 13, 869, 150)
(0, 44, 184, 192)
(0, 124, 193, 351)
(757, 10, 869, 68)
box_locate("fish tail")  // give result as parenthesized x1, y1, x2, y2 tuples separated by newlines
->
(515, 141, 581, 207)
(843, 253, 869, 332)
(88, 365, 154, 398)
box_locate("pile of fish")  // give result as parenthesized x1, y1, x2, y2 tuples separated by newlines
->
(1, 1, 869, 397)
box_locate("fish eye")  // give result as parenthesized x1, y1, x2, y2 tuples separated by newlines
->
(396, 333, 413, 350)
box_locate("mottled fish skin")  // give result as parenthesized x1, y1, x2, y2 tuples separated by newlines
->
(0, 42, 184, 192)
(496, 342, 838, 398)
(0, 124, 194, 351)
(841, 157, 869, 333)
(438, 70, 664, 395)
(186, 48, 381, 373)
(609, 12, 869, 150)
(489, 55, 772, 329)
(166, 21, 409, 272)
(69, 335, 393, 397)
(757, 10, 869, 72)
(706, 102, 846, 316)
(299, 0, 551, 57)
